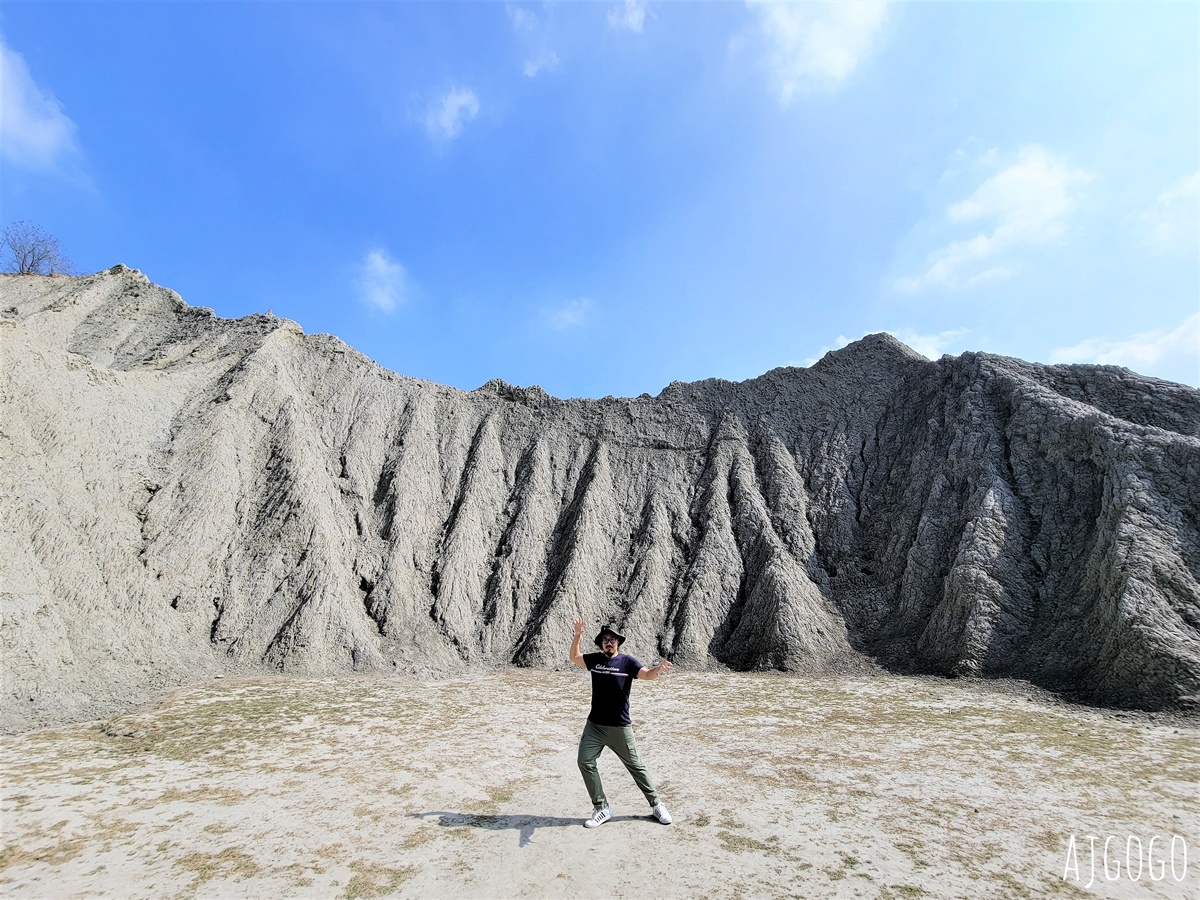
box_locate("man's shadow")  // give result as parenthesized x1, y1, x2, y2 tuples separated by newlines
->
(412, 811, 650, 846)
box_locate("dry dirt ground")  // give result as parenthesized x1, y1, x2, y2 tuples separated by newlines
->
(1, 670, 1196, 899)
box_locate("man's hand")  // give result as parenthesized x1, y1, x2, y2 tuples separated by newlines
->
(639, 659, 674, 680)
(569, 617, 587, 669)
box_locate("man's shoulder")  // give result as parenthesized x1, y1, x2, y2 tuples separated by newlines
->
(617, 653, 643, 673)
(582, 652, 604, 668)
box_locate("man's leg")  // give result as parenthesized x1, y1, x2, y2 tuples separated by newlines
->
(607, 726, 659, 806)
(577, 721, 608, 809)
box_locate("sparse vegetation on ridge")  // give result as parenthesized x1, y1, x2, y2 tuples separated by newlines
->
(1, 222, 72, 275)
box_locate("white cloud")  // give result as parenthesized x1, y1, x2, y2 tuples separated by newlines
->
(801, 334, 854, 366)
(747, 0, 888, 100)
(888, 327, 971, 360)
(1139, 171, 1200, 254)
(523, 51, 560, 78)
(802, 327, 969, 366)
(0, 40, 81, 172)
(608, 0, 647, 33)
(543, 297, 593, 330)
(357, 249, 408, 313)
(506, 4, 538, 31)
(1050, 313, 1199, 387)
(897, 145, 1091, 293)
(425, 88, 479, 140)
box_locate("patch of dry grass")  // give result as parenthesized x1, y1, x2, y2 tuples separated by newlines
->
(717, 830, 781, 854)
(175, 845, 260, 888)
(0, 827, 90, 872)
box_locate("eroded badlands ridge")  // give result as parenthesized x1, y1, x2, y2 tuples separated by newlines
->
(2, 268, 1198, 729)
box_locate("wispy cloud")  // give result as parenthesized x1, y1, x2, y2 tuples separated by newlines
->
(523, 51, 560, 78)
(608, 0, 648, 33)
(888, 327, 970, 360)
(425, 87, 479, 140)
(357, 249, 408, 313)
(897, 145, 1091, 293)
(506, 4, 559, 78)
(747, 0, 888, 100)
(543, 297, 594, 330)
(506, 4, 538, 31)
(0, 40, 81, 173)
(1050, 312, 1199, 387)
(1138, 171, 1199, 254)
(802, 327, 969, 366)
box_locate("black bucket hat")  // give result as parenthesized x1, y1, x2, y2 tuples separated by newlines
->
(593, 623, 626, 648)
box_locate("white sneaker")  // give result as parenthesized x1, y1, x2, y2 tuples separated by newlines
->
(584, 806, 612, 828)
(651, 801, 672, 825)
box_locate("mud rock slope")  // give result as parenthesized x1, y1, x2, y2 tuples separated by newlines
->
(2, 269, 1198, 729)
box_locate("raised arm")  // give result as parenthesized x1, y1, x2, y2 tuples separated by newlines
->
(638, 660, 673, 680)
(569, 617, 587, 669)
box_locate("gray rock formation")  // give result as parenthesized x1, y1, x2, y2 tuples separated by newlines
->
(2, 268, 1198, 730)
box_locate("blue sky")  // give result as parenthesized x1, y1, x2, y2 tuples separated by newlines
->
(3, 1, 1197, 395)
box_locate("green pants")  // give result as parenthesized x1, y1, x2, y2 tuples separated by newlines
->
(577, 720, 659, 809)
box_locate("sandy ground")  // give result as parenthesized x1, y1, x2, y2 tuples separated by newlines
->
(1, 670, 1196, 899)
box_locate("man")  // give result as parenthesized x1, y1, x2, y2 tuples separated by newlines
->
(569, 617, 673, 828)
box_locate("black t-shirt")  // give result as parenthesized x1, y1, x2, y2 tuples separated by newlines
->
(584, 652, 642, 726)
